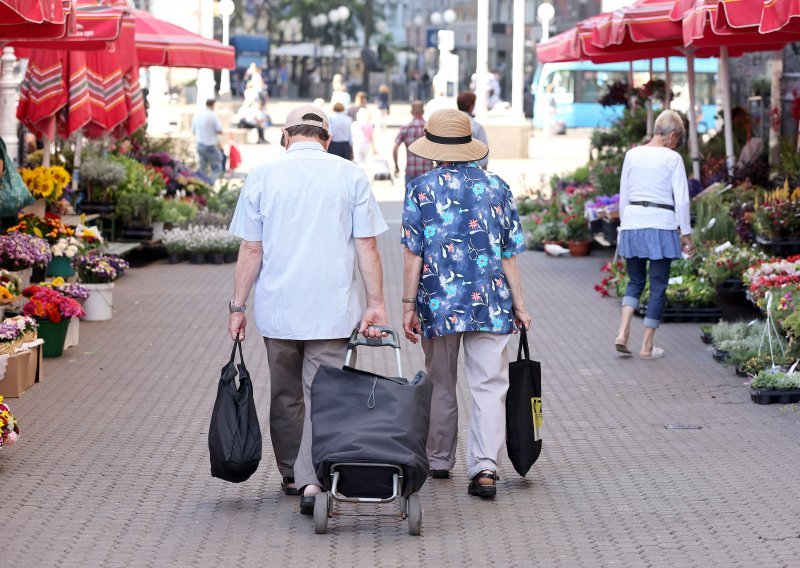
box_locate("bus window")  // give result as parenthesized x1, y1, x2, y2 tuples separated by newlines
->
(543, 70, 574, 105)
(575, 70, 628, 103)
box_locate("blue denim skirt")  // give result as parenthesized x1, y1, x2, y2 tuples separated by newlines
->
(618, 229, 681, 260)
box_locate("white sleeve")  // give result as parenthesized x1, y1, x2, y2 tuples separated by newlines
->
(618, 152, 631, 223)
(672, 155, 692, 235)
(352, 172, 389, 238)
(229, 171, 264, 242)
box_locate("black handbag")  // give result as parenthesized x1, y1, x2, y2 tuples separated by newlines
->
(208, 338, 262, 483)
(506, 326, 543, 477)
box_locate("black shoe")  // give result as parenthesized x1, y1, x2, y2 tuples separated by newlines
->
(468, 470, 498, 498)
(281, 476, 300, 496)
(430, 469, 451, 479)
(300, 495, 315, 515)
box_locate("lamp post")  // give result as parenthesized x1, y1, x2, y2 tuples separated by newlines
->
(218, 0, 235, 98)
(537, 2, 555, 43)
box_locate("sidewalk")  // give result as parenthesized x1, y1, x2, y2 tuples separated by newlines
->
(2, 196, 800, 566)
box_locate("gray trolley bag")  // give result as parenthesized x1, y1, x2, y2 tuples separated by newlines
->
(310, 326, 432, 535)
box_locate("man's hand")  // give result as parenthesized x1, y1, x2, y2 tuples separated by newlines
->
(513, 307, 532, 332)
(403, 308, 421, 344)
(358, 305, 387, 338)
(228, 313, 247, 341)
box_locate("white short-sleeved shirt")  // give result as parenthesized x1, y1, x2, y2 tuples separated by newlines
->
(229, 141, 388, 340)
(191, 108, 223, 146)
(619, 145, 692, 236)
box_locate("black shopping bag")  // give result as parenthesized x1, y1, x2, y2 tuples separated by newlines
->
(208, 338, 262, 483)
(506, 326, 542, 477)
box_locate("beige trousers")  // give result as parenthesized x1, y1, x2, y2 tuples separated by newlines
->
(421, 332, 510, 478)
(264, 337, 351, 488)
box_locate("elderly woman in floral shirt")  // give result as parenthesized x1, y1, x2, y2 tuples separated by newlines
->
(401, 109, 531, 498)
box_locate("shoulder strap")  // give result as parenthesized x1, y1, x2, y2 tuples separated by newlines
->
(516, 326, 531, 362)
(229, 337, 245, 367)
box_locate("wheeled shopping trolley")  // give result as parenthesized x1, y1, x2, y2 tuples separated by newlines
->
(310, 326, 433, 535)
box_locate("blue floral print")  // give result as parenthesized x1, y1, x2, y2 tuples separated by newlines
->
(401, 162, 527, 338)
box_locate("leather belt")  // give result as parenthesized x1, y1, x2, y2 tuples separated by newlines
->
(629, 200, 674, 212)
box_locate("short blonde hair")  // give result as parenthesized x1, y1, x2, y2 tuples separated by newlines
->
(654, 110, 685, 139)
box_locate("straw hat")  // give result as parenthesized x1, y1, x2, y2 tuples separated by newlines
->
(408, 109, 489, 163)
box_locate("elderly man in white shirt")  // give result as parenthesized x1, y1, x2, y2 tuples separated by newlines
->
(191, 98, 224, 183)
(615, 110, 695, 360)
(228, 104, 388, 516)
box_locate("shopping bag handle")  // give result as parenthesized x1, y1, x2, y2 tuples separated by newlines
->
(229, 336, 245, 367)
(517, 326, 531, 362)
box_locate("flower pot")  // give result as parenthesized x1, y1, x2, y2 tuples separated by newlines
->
(36, 318, 70, 358)
(82, 283, 114, 321)
(567, 240, 592, 257)
(189, 252, 206, 265)
(750, 388, 800, 405)
(223, 251, 237, 263)
(79, 201, 116, 215)
(120, 225, 154, 242)
(46, 256, 76, 278)
(10, 268, 32, 291)
(206, 252, 224, 265)
(0, 341, 17, 355)
(152, 222, 165, 241)
(168, 252, 184, 264)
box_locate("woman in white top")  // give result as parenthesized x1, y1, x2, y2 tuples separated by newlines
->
(326, 102, 353, 160)
(615, 110, 695, 360)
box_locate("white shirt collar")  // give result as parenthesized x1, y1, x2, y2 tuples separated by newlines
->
(287, 141, 325, 153)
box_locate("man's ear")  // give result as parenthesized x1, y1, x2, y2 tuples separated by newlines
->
(322, 137, 332, 151)
(280, 129, 287, 148)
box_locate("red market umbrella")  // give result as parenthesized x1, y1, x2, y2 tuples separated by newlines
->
(536, 28, 583, 63)
(132, 9, 234, 69)
(0, 0, 73, 40)
(761, 0, 800, 32)
(11, 4, 124, 54)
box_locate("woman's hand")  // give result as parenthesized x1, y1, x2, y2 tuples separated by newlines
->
(513, 307, 532, 331)
(680, 234, 695, 258)
(403, 307, 421, 344)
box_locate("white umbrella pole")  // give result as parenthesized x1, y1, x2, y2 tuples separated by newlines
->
(42, 137, 51, 167)
(646, 59, 654, 137)
(686, 50, 701, 181)
(71, 132, 83, 195)
(0, 47, 19, 163)
(665, 57, 671, 108)
(720, 46, 735, 175)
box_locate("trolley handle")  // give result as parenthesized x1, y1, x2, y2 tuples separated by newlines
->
(345, 326, 403, 379)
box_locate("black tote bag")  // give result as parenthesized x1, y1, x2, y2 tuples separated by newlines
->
(208, 339, 262, 483)
(506, 326, 542, 477)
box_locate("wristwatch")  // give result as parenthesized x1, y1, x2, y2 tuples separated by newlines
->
(228, 300, 247, 313)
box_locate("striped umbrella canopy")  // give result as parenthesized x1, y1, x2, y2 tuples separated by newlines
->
(11, 4, 125, 53)
(761, 0, 800, 32)
(133, 9, 235, 69)
(536, 27, 584, 63)
(0, 0, 73, 40)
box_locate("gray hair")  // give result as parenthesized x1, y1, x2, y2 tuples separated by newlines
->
(653, 110, 685, 139)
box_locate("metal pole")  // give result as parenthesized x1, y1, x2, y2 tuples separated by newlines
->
(686, 50, 701, 181)
(196, 0, 216, 109)
(475, 0, 489, 117)
(719, 46, 735, 175)
(0, 47, 19, 163)
(511, 0, 525, 118)
(646, 59, 654, 137)
(665, 57, 671, 107)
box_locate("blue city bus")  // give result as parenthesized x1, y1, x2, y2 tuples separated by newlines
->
(531, 57, 719, 132)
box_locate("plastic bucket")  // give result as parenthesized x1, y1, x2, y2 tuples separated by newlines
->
(37, 318, 70, 357)
(46, 256, 76, 278)
(83, 283, 114, 321)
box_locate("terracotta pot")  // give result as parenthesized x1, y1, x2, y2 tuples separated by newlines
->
(567, 240, 592, 257)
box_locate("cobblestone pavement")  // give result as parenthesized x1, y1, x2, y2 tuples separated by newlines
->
(3, 195, 800, 566)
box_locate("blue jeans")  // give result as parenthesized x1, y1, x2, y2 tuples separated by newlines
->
(622, 257, 672, 329)
(197, 143, 223, 183)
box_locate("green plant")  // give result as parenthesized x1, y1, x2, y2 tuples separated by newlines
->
(564, 214, 590, 241)
(693, 193, 738, 243)
(710, 321, 752, 346)
(115, 193, 162, 225)
(207, 183, 242, 215)
(529, 221, 567, 247)
(80, 156, 127, 202)
(160, 200, 198, 226)
(750, 370, 800, 390)
(107, 155, 165, 196)
(700, 244, 769, 287)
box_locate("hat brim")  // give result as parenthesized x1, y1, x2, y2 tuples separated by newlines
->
(407, 137, 489, 163)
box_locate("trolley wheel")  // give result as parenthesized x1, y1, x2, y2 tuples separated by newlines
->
(407, 493, 422, 536)
(314, 493, 329, 534)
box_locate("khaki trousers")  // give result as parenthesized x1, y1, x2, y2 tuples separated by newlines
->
(264, 337, 351, 489)
(421, 332, 510, 479)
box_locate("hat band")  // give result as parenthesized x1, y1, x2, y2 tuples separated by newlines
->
(425, 130, 472, 145)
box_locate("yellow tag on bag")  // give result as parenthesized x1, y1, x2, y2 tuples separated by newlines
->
(531, 397, 542, 442)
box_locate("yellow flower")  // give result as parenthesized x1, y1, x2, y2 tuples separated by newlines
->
(0, 287, 11, 300)
(51, 277, 66, 286)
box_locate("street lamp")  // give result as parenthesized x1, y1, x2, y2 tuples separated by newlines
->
(537, 2, 555, 42)
(218, 0, 235, 97)
(443, 9, 457, 25)
(430, 12, 443, 26)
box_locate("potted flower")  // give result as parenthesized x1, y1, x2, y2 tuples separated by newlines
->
(116, 192, 163, 241)
(0, 395, 20, 449)
(78, 156, 126, 213)
(749, 370, 800, 405)
(163, 228, 188, 264)
(22, 287, 85, 357)
(74, 225, 105, 252)
(564, 214, 592, 256)
(0, 233, 52, 289)
(0, 318, 23, 355)
(18, 165, 71, 216)
(73, 254, 124, 321)
(47, 236, 81, 278)
(0, 269, 22, 316)
(752, 183, 800, 255)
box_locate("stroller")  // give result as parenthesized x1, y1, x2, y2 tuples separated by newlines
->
(310, 326, 433, 535)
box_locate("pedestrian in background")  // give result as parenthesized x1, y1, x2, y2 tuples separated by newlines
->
(400, 109, 531, 498)
(227, 104, 388, 515)
(456, 91, 489, 169)
(352, 107, 376, 166)
(327, 102, 354, 160)
(615, 110, 695, 360)
(377, 84, 390, 118)
(191, 98, 224, 184)
(393, 101, 433, 186)
(347, 91, 368, 121)
(330, 74, 351, 108)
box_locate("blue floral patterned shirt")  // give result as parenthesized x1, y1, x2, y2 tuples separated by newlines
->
(401, 162, 526, 338)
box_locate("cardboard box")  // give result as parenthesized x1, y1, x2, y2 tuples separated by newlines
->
(0, 346, 41, 397)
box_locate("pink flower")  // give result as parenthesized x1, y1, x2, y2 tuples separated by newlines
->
(471, 292, 481, 301)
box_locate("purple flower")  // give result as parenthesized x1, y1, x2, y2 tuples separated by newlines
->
(0, 234, 52, 270)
